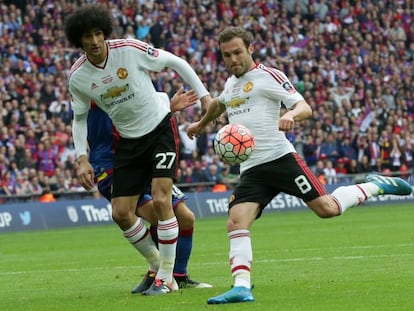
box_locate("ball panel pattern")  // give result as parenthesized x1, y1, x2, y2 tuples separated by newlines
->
(213, 124, 255, 165)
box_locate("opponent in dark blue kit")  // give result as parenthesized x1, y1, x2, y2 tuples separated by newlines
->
(87, 88, 212, 291)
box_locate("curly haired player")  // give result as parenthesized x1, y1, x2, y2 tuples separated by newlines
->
(65, 5, 211, 295)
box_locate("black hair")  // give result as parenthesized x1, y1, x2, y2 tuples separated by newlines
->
(218, 27, 253, 49)
(64, 4, 113, 49)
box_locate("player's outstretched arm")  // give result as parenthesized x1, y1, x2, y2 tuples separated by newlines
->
(187, 98, 225, 139)
(162, 51, 210, 102)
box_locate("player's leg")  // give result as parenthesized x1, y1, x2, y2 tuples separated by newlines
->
(96, 174, 160, 292)
(111, 136, 163, 294)
(142, 177, 178, 295)
(205, 155, 304, 304)
(130, 196, 159, 294)
(172, 200, 213, 288)
(207, 201, 258, 304)
(207, 163, 277, 304)
(169, 185, 198, 287)
(226, 201, 258, 290)
(171, 201, 194, 284)
(136, 194, 158, 244)
(136, 198, 158, 225)
(306, 173, 412, 216)
(142, 114, 180, 295)
(110, 195, 160, 289)
(135, 197, 199, 290)
(137, 185, 212, 289)
(278, 153, 412, 217)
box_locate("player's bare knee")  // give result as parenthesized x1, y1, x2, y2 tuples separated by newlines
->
(152, 196, 170, 210)
(315, 204, 340, 218)
(176, 208, 195, 229)
(226, 218, 244, 231)
(308, 197, 340, 218)
(226, 219, 236, 231)
(178, 217, 194, 230)
(315, 209, 337, 218)
(111, 208, 134, 228)
(183, 210, 195, 228)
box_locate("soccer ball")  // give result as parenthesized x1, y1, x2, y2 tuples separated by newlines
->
(213, 124, 255, 165)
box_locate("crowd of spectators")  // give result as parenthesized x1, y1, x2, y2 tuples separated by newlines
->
(1, 0, 414, 201)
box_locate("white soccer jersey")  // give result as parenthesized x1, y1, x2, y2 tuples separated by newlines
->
(69, 39, 209, 139)
(218, 64, 304, 173)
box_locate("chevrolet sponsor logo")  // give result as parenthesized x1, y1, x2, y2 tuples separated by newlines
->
(101, 84, 129, 99)
(226, 98, 246, 108)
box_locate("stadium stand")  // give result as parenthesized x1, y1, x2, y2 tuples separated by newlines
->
(1, 0, 413, 203)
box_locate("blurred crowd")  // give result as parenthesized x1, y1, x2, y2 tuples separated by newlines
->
(1, 0, 414, 201)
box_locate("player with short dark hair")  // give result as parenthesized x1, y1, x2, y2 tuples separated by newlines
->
(187, 26, 413, 304)
(65, 5, 211, 295)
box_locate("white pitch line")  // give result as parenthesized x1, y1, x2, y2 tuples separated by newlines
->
(277, 243, 414, 252)
(0, 253, 413, 276)
(197, 243, 414, 258)
(258, 253, 414, 263)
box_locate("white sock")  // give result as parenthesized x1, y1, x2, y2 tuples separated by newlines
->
(331, 182, 378, 214)
(123, 217, 159, 272)
(157, 217, 179, 283)
(229, 230, 252, 289)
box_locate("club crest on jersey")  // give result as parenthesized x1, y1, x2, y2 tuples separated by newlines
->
(117, 68, 128, 79)
(147, 46, 159, 57)
(282, 81, 296, 93)
(243, 81, 253, 93)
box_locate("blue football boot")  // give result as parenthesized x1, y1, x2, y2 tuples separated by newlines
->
(365, 174, 412, 195)
(207, 286, 255, 304)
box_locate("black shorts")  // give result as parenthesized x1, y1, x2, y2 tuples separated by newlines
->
(112, 113, 179, 198)
(229, 153, 327, 217)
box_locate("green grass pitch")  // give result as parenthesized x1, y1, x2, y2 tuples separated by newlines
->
(1, 203, 413, 311)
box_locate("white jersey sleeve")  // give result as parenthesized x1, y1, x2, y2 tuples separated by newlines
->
(68, 56, 92, 116)
(160, 50, 209, 99)
(72, 112, 88, 158)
